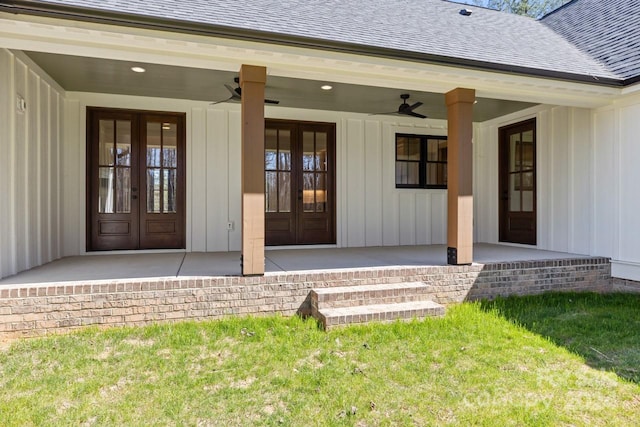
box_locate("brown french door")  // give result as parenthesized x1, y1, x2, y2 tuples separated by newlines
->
(265, 120, 336, 245)
(87, 108, 186, 251)
(499, 118, 536, 245)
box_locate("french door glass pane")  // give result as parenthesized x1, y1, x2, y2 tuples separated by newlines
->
(147, 122, 162, 167)
(265, 129, 277, 170)
(265, 150, 277, 170)
(303, 131, 314, 171)
(147, 169, 161, 213)
(509, 173, 521, 212)
(522, 171, 534, 212)
(116, 168, 131, 213)
(163, 169, 177, 213)
(115, 121, 131, 166)
(303, 172, 314, 212)
(510, 134, 520, 172)
(265, 171, 277, 212)
(522, 190, 534, 212)
(162, 123, 177, 168)
(98, 167, 114, 213)
(98, 120, 115, 166)
(316, 173, 326, 212)
(278, 172, 291, 213)
(316, 133, 327, 171)
(279, 130, 291, 171)
(522, 141, 534, 170)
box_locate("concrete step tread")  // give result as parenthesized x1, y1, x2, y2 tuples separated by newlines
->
(319, 300, 443, 317)
(312, 282, 428, 296)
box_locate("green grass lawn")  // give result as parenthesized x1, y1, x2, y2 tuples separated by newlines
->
(1, 292, 639, 426)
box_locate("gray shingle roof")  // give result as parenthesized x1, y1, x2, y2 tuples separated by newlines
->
(543, 0, 640, 81)
(2, 0, 623, 83)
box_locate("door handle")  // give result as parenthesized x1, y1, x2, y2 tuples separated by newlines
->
(297, 189, 303, 201)
(132, 195, 138, 200)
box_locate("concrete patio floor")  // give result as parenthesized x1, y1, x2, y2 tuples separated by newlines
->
(0, 244, 589, 285)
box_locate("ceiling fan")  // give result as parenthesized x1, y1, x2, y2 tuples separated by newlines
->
(371, 94, 427, 119)
(210, 77, 280, 105)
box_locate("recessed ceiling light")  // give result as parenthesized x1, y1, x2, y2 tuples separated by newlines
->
(131, 66, 146, 73)
(321, 85, 333, 91)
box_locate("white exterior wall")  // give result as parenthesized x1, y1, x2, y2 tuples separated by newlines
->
(593, 91, 640, 281)
(475, 104, 594, 255)
(0, 49, 64, 279)
(61, 92, 449, 256)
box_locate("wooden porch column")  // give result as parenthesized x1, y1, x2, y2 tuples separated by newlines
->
(240, 65, 267, 276)
(445, 88, 475, 265)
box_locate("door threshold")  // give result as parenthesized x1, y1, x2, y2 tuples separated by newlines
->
(266, 244, 338, 251)
(83, 249, 187, 256)
(496, 241, 538, 249)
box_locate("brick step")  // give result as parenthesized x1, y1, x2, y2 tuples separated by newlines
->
(310, 282, 431, 311)
(316, 300, 445, 330)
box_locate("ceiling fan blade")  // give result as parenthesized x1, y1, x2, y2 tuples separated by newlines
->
(209, 96, 234, 106)
(224, 83, 236, 96)
(408, 101, 423, 110)
(406, 111, 427, 119)
(224, 84, 242, 100)
(368, 111, 400, 116)
(223, 81, 279, 104)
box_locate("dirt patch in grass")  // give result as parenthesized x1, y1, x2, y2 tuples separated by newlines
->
(295, 349, 324, 370)
(99, 377, 131, 399)
(122, 338, 155, 347)
(230, 376, 256, 389)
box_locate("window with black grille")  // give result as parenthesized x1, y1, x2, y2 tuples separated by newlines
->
(395, 134, 447, 189)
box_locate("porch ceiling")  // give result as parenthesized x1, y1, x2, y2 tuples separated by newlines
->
(25, 51, 536, 122)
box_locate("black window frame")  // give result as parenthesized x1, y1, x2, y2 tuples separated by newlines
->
(395, 133, 447, 189)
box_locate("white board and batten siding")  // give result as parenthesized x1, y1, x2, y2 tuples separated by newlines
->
(60, 94, 449, 258)
(475, 104, 594, 256)
(593, 93, 640, 281)
(0, 49, 64, 279)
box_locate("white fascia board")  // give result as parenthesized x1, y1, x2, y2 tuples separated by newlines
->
(0, 12, 622, 109)
(620, 81, 640, 96)
(611, 260, 640, 282)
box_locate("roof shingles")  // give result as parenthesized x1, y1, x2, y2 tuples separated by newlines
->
(542, 0, 640, 80)
(13, 0, 623, 82)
